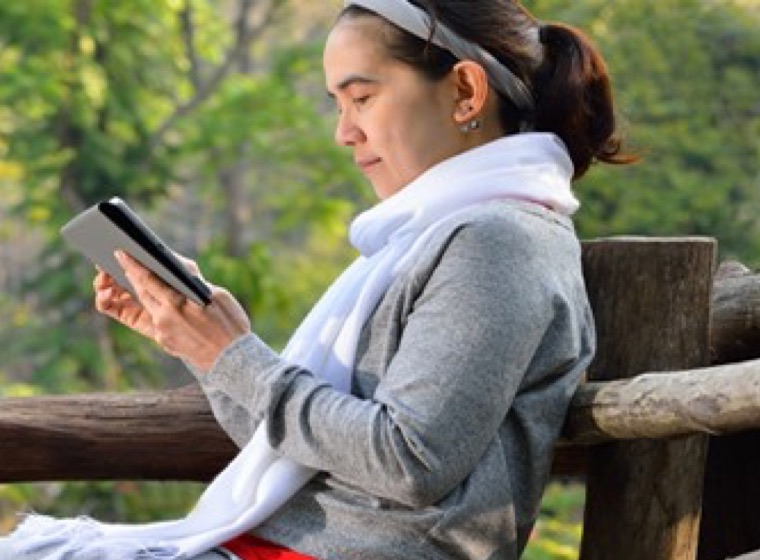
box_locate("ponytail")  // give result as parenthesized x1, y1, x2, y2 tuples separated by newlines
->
(339, 1, 637, 179)
(532, 23, 638, 179)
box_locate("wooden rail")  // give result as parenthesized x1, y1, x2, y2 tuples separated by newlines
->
(2, 357, 760, 483)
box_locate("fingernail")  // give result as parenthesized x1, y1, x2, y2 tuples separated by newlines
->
(114, 250, 126, 263)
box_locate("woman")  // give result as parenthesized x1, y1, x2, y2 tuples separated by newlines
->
(4, 0, 634, 558)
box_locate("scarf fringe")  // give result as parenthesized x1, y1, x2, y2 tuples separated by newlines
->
(10, 514, 180, 560)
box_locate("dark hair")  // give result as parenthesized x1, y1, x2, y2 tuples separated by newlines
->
(339, 1, 638, 179)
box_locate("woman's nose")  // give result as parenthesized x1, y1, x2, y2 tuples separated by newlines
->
(334, 111, 364, 146)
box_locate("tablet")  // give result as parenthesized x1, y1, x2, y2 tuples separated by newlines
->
(61, 197, 212, 306)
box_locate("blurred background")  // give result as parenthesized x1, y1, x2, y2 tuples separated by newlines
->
(0, 0, 757, 557)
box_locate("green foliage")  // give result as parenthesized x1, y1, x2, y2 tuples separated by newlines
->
(524, 482, 585, 560)
(528, 0, 760, 263)
(0, 1, 365, 390)
(0, 481, 204, 529)
(0, 0, 366, 529)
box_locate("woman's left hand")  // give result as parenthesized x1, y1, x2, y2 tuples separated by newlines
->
(114, 250, 251, 372)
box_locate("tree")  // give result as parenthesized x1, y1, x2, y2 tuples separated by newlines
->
(0, 0, 365, 392)
(528, 0, 760, 263)
(0, 0, 363, 528)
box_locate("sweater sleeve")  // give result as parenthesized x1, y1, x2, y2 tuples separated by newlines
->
(194, 214, 562, 508)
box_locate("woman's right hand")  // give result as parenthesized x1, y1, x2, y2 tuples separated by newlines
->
(95, 253, 252, 371)
(93, 269, 156, 340)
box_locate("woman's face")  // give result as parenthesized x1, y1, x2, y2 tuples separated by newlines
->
(323, 16, 467, 199)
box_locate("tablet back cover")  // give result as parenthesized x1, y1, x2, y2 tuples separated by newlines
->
(61, 205, 207, 305)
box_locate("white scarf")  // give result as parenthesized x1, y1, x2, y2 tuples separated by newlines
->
(8, 133, 577, 559)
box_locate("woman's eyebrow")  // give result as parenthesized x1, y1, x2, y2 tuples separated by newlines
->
(326, 74, 379, 98)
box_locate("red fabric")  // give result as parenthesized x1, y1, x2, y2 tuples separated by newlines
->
(221, 534, 315, 560)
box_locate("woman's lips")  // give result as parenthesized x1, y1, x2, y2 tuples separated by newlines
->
(356, 157, 381, 172)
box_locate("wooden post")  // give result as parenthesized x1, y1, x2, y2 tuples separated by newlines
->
(578, 237, 715, 560)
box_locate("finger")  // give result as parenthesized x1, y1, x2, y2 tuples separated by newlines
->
(115, 250, 186, 311)
(114, 251, 162, 309)
(208, 287, 251, 331)
(94, 277, 132, 310)
(94, 270, 115, 290)
(94, 285, 114, 312)
(210, 287, 240, 314)
(95, 286, 130, 318)
(173, 252, 202, 278)
(94, 272, 121, 310)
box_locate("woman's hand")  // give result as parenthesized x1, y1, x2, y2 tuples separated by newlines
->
(94, 251, 251, 372)
(94, 266, 157, 340)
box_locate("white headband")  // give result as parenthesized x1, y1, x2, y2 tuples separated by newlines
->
(343, 0, 536, 112)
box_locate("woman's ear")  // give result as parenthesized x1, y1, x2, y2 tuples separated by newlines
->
(450, 60, 490, 125)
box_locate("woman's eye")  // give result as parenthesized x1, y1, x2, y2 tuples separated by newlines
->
(353, 95, 370, 107)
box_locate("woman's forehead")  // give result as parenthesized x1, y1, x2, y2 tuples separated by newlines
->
(327, 14, 390, 55)
(323, 17, 396, 88)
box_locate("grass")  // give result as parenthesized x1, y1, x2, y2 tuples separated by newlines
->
(523, 481, 586, 560)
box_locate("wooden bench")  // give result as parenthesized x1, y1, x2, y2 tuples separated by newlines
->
(2, 237, 759, 559)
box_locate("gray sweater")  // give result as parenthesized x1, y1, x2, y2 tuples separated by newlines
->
(192, 200, 595, 560)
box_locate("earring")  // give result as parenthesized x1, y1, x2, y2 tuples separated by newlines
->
(460, 119, 480, 133)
